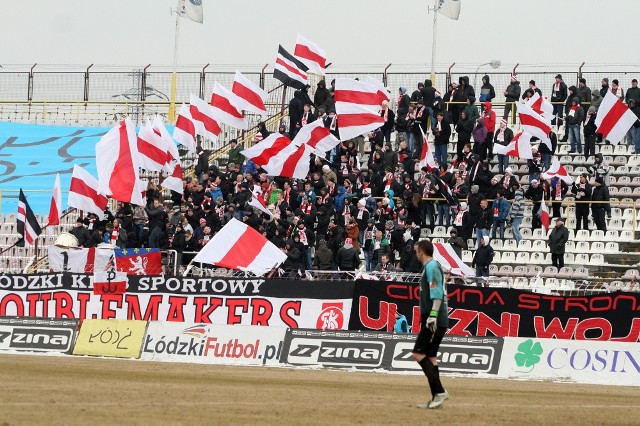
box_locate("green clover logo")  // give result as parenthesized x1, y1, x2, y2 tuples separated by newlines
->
(514, 339, 543, 373)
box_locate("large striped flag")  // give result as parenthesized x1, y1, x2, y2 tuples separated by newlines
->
(493, 131, 533, 160)
(173, 103, 198, 154)
(516, 101, 552, 151)
(294, 34, 327, 76)
(68, 165, 108, 220)
(193, 218, 287, 276)
(595, 91, 638, 145)
(152, 115, 180, 170)
(274, 45, 309, 90)
(263, 143, 313, 179)
(433, 243, 475, 277)
(539, 198, 551, 235)
(189, 94, 221, 144)
(16, 189, 42, 247)
(541, 159, 573, 184)
(334, 78, 385, 141)
(526, 92, 554, 119)
(361, 76, 391, 103)
(240, 133, 296, 169)
(48, 173, 62, 226)
(232, 71, 268, 119)
(291, 119, 340, 156)
(137, 120, 172, 172)
(96, 118, 144, 206)
(210, 82, 248, 130)
(419, 126, 437, 170)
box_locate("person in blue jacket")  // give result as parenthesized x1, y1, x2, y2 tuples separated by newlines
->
(394, 311, 409, 333)
(491, 191, 510, 240)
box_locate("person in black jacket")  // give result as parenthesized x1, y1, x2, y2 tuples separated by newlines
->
(336, 237, 360, 271)
(479, 75, 495, 102)
(475, 199, 493, 247)
(539, 131, 557, 171)
(314, 80, 330, 109)
(551, 74, 568, 128)
(288, 90, 306, 139)
(503, 75, 521, 122)
(282, 239, 301, 270)
(548, 219, 569, 268)
(421, 79, 438, 129)
(472, 235, 494, 278)
(455, 110, 474, 161)
(584, 107, 598, 159)
(561, 86, 578, 142)
(69, 218, 91, 247)
(566, 97, 584, 153)
(433, 112, 451, 168)
(397, 87, 410, 118)
(493, 119, 514, 174)
(572, 174, 592, 231)
(524, 179, 544, 229)
(591, 177, 610, 232)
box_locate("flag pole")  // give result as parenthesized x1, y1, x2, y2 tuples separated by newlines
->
(169, 0, 181, 123)
(430, 0, 439, 84)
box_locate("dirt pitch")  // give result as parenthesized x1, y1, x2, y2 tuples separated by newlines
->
(0, 354, 638, 426)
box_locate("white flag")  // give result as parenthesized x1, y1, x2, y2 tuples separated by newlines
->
(438, 0, 461, 20)
(178, 0, 203, 23)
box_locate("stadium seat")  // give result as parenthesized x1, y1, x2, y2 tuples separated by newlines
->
(513, 277, 529, 289)
(564, 253, 575, 265)
(491, 239, 503, 250)
(621, 209, 635, 221)
(620, 230, 634, 241)
(501, 251, 515, 264)
(532, 228, 546, 239)
(462, 250, 472, 263)
(432, 226, 446, 238)
(589, 254, 604, 265)
(610, 219, 623, 230)
(574, 230, 590, 241)
(518, 240, 532, 251)
(590, 242, 604, 253)
(532, 240, 547, 252)
(489, 265, 499, 275)
(627, 155, 640, 168)
(516, 252, 530, 265)
(545, 278, 559, 290)
(528, 265, 543, 277)
(496, 265, 513, 276)
(605, 242, 619, 253)
(541, 266, 558, 278)
(530, 252, 544, 264)
(574, 253, 589, 265)
(503, 239, 517, 252)
(492, 252, 502, 264)
(557, 266, 574, 279)
(572, 267, 589, 279)
(512, 265, 527, 277)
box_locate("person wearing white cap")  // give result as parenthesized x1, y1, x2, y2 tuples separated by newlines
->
(321, 164, 337, 186)
(472, 235, 494, 278)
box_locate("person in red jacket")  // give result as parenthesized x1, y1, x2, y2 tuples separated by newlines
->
(481, 102, 497, 160)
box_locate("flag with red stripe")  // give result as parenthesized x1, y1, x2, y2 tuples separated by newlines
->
(526, 92, 554, 119)
(334, 78, 385, 141)
(210, 82, 248, 130)
(493, 131, 533, 159)
(541, 159, 574, 184)
(16, 189, 42, 247)
(433, 243, 475, 277)
(361, 76, 391, 103)
(263, 143, 313, 179)
(189, 94, 221, 145)
(539, 198, 550, 235)
(68, 165, 108, 220)
(294, 34, 327, 76)
(292, 119, 339, 156)
(137, 120, 172, 172)
(93, 269, 128, 295)
(152, 115, 180, 171)
(595, 91, 638, 145)
(419, 126, 437, 170)
(193, 218, 287, 276)
(240, 133, 297, 169)
(232, 71, 268, 119)
(161, 163, 184, 194)
(274, 45, 309, 90)
(516, 102, 552, 151)
(96, 118, 144, 206)
(48, 173, 62, 226)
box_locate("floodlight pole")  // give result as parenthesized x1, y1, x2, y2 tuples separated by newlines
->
(169, 0, 181, 123)
(429, 0, 439, 84)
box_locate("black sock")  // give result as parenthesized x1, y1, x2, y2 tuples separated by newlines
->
(433, 365, 445, 394)
(418, 357, 438, 398)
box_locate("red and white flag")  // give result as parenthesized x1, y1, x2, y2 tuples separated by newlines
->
(433, 243, 475, 277)
(419, 126, 438, 170)
(240, 133, 296, 169)
(152, 115, 180, 170)
(292, 119, 340, 156)
(210, 82, 248, 130)
(248, 196, 273, 219)
(189, 95, 221, 144)
(93, 269, 128, 295)
(294, 34, 327, 76)
(540, 199, 550, 235)
(48, 173, 62, 226)
(193, 218, 287, 276)
(274, 45, 309, 90)
(96, 118, 144, 206)
(264, 143, 313, 179)
(526, 92, 554, 119)
(516, 102, 552, 151)
(232, 71, 268, 119)
(161, 163, 184, 194)
(137, 120, 172, 172)
(493, 131, 533, 159)
(595, 91, 638, 145)
(48, 246, 101, 273)
(361, 75, 391, 103)
(68, 165, 108, 220)
(541, 159, 574, 184)
(334, 78, 386, 141)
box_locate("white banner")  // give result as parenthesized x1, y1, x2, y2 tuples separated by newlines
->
(498, 337, 640, 386)
(141, 322, 286, 366)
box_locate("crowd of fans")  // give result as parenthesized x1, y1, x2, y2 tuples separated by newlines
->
(67, 74, 640, 275)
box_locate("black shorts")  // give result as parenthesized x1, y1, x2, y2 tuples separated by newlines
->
(413, 316, 447, 357)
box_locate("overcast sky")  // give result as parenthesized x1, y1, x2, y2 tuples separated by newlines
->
(1, 0, 638, 72)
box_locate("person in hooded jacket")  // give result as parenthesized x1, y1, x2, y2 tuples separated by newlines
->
(288, 91, 305, 139)
(282, 239, 301, 270)
(479, 75, 495, 102)
(380, 100, 395, 144)
(591, 177, 610, 232)
(503, 75, 521, 122)
(336, 237, 360, 270)
(551, 74, 568, 127)
(481, 102, 497, 159)
(525, 179, 544, 229)
(453, 76, 475, 128)
(397, 87, 411, 118)
(313, 239, 333, 270)
(626, 99, 640, 153)
(464, 96, 480, 122)
(548, 219, 569, 269)
(455, 110, 474, 161)
(472, 118, 488, 161)
(314, 80, 330, 109)
(560, 86, 578, 142)
(566, 96, 584, 153)
(572, 174, 592, 231)
(472, 236, 494, 278)
(421, 79, 438, 129)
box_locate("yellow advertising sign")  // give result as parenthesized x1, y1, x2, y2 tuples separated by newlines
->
(72, 319, 147, 359)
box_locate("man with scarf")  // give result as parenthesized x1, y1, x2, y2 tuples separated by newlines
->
(549, 176, 568, 219)
(525, 179, 544, 229)
(566, 97, 584, 153)
(571, 174, 592, 231)
(433, 112, 451, 168)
